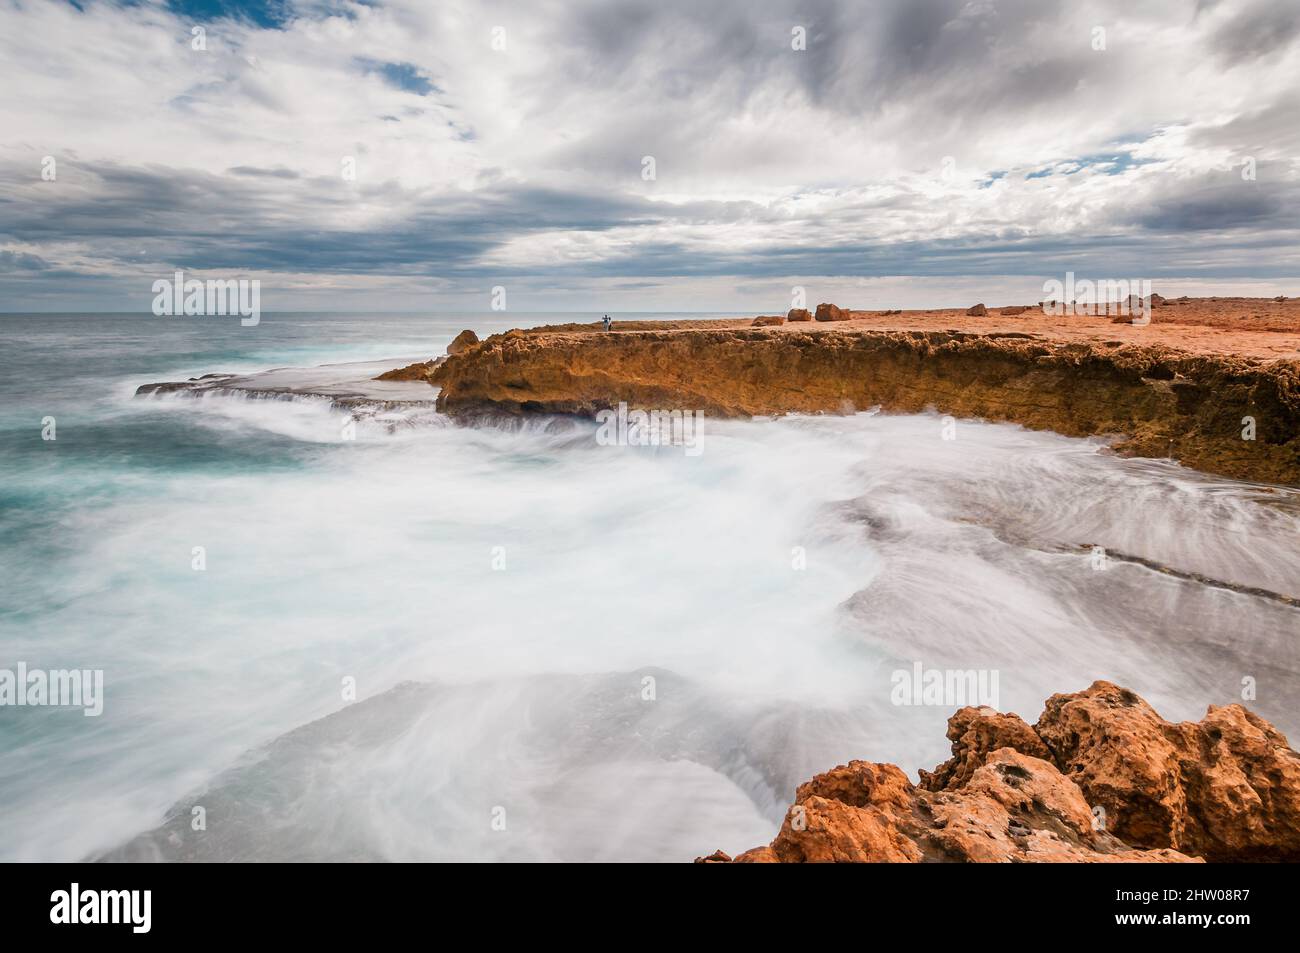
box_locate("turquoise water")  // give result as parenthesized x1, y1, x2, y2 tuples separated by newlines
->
(2, 312, 1298, 861)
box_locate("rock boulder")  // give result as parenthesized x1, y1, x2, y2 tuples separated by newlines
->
(447, 329, 480, 355)
(699, 682, 1299, 863)
(814, 303, 849, 322)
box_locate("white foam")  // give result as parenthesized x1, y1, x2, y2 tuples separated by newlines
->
(3, 408, 1297, 861)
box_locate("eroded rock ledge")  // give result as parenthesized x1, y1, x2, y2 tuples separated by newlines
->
(696, 681, 1300, 863)
(427, 309, 1300, 485)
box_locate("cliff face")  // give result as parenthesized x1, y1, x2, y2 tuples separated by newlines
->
(699, 681, 1300, 864)
(430, 326, 1300, 485)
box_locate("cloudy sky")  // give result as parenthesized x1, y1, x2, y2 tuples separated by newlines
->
(1, 0, 1298, 312)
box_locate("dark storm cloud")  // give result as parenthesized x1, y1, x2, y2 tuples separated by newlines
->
(1211, 0, 1300, 61)
(228, 165, 301, 179)
(2, 151, 1297, 286)
(1131, 184, 1287, 232)
(7, 0, 1300, 308)
(0, 249, 51, 271)
(554, 0, 1093, 118)
(1122, 164, 1300, 232)
(1186, 93, 1300, 154)
(0, 159, 763, 276)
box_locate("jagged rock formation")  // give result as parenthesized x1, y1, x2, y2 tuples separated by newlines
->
(375, 330, 479, 382)
(375, 358, 442, 382)
(447, 329, 480, 355)
(429, 317, 1300, 484)
(1032, 682, 1300, 861)
(697, 682, 1300, 863)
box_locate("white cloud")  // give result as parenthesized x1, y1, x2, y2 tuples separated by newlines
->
(1, 0, 1297, 310)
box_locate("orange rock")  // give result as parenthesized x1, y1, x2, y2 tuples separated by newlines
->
(693, 849, 732, 863)
(430, 312, 1300, 485)
(732, 846, 778, 863)
(700, 683, 1299, 863)
(926, 749, 1197, 863)
(704, 748, 1198, 864)
(814, 302, 849, 321)
(374, 358, 441, 382)
(919, 707, 1052, 792)
(447, 329, 480, 356)
(1035, 681, 1300, 861)
(966, 303, 987, 316)
(751, 315, 785, 327)
(786, 308, 812, 322)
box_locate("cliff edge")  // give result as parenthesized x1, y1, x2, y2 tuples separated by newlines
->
(425, 299, 1300, 485)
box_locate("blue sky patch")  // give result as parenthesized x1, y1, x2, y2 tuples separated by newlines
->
(354, 58, 440, 96)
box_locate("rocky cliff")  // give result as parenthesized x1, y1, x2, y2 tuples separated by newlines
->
(697, 681, 1300, 863)
(429, 318, 1300, 485)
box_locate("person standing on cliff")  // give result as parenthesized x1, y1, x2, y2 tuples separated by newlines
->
(602, 314, 612, 332)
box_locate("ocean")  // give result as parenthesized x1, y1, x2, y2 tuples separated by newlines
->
(1, 311, 1297, 861)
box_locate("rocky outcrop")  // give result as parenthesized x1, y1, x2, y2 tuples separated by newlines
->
(1034, 682, 1300, 861)
(375, 329, 477, 382)
(447, 329, 480, 355)
(918, 706, 1053, 792)
(375, 358, 442, 382)
(429, 325, 1300, 485)
(699, 683, 1300, 863)
(786, 308, 812, 322)
(751, 315, 785, 327)
(814, 302, 849, 321)
(966, 303, 987, 316)
(711, 751, 1197, 864)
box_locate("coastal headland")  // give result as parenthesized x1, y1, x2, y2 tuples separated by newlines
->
(409, 297, 1300, 486)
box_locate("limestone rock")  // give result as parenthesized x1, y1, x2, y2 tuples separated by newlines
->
(1035, 681, 1300, 861)
(919, 707, 1052, 792)
(374, 358, 442, 382)
(693, 849, 732, 863)
(705, 748, 1198, 864)
(699, 682, 1299, 863)
(447, 329, 480, 355)
(430, 318, 1300, 485)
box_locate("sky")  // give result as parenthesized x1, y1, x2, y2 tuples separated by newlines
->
(1, 0, 1298, 312)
